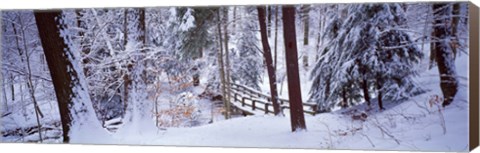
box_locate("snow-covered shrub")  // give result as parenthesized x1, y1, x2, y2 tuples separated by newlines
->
(156, 92, 201, 127)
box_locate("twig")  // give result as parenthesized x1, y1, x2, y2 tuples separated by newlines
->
(360, 132, 376, 148)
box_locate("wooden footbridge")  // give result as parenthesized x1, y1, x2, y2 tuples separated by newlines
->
(228, 83, 318, 116)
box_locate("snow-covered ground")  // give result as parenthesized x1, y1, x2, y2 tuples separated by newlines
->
(92, 51, 469, 152)
(1, 8, 471, 152)
(1, 35, 471, 153)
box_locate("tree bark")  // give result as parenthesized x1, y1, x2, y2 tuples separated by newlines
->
(10, 74, 14, 102)
(19, 15, 44, 118)
(341, 88, 348, 108)
(35, 10, 101, 143)
(257, 6, 282, 116)
(324, 76, 330, 102)
(274, 6, 279, 71)
(217, 10, 229, 120)
(302, 5, 310, 68)
(376, 80, 384, 110)
(34, 10, 74, 143)
(450, 3, 461, 59)
(282, 6, 307, 131)
(124, 8, 128, 49)
(223, 7, 232, 119)
(362, 79, 371, 106)
(3, 77, 9, 112)
(137, 8, 146, 45)
(432, 4, 458, 107)
(267, 6, 272, 37)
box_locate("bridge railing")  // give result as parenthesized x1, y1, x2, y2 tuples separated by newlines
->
(230, 83, 318, 116)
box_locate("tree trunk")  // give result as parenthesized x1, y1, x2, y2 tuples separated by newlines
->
(362, 79, 371, 106)
(35, 11, 74, 143)
(274, 6, 279, 71)
(450, 3, 461, 59)
(232, 7, 237, 35)
(137, 8, 146, 45)
(223, 7, 232, 119)
(324, 76, 330, 102)
(257, 6, 282, 116)
(432, 4, 458, 107)
(124, 8, 128, 49)
(10, 74, 14, 102)
(376, 80, 384, 110)
(123, 64, 133, 117)
(267, 6, 272, 37)
(3, 77, 9, 112)
(19, 16, 44, 119)
(315, 11, 322, 62)
(282, 6, 307, 131)
(341, 88, 348, 108)
(302, 5, 310, 68)
(217, 10, 229, 120)
(35, 10, 101, 143)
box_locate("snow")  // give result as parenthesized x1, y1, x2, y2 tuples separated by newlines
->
(0, 4, 472, 152)
(52, 49, 469, 152)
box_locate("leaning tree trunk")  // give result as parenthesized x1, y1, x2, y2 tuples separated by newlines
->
(257, 6, 282, 116)
(282, 6, 307, 131)
(432, 4, 459, 107)
(34, 10, 103, 143)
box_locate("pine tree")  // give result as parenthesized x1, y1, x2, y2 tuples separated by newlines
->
(176, 7, 216, 87)
(310, 4, 423, 111)
(231, 7, 264, 89)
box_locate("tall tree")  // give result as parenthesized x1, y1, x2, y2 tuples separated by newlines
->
(34, 10, 103, 143)
(431, 3, 458, 107)
(216, 9, 229, 119)
(257, 6, 281, 116)
(282, 6, 307, 131)
(223, 8, 232, 119)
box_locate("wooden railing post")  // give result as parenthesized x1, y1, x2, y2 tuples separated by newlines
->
(242, 97, 246, 107)
(265, 103, 270, 114)
(312, 104, 318, 116)
(252, 100, 256, 110)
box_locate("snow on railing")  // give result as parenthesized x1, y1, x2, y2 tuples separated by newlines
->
(230, 83, 317, 116)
